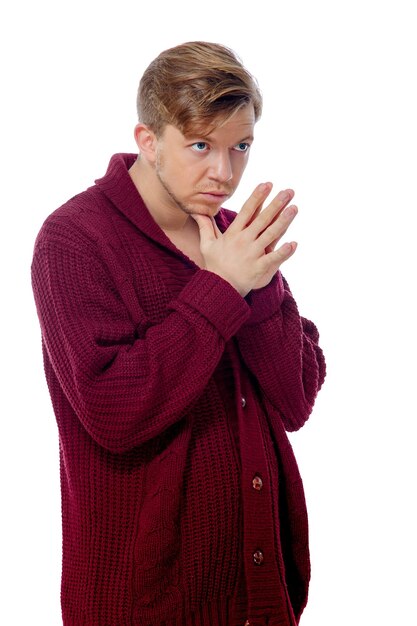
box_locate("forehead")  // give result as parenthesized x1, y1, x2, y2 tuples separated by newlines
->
(162, 105, 256, 144)
(188, 105, 256, 141)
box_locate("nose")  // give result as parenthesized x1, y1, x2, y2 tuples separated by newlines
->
(208, 150, 233, 183)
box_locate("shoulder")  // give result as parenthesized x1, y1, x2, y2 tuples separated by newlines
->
(33, 185, 112, 254)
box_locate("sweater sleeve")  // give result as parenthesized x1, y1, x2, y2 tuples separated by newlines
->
(236, 272, 326, 431)
(31, 230, 251, 453)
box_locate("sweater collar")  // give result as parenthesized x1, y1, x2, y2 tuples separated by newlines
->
(94, 153, 177, 249)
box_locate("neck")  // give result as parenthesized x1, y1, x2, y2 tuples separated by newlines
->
(129, 157, 190, 232)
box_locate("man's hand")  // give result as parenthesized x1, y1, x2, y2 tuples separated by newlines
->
(191, 183, 298, 297)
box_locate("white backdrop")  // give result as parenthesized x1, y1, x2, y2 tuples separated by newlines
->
(1, 1, 416, 624)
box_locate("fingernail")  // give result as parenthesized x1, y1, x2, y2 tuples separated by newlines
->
(283, 241, 297, 254)
(285, 205, 297, 217)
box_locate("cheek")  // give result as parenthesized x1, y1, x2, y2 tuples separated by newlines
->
(178, 162, 205, 188)
(231, 152, 249, 177)
(231, 164, 246, 185)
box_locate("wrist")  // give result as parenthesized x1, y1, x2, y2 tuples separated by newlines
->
(243, 272, 285, 325)
(205, 267, 249, 298)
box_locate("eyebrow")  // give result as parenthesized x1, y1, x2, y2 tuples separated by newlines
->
(186, 133, 255, 143)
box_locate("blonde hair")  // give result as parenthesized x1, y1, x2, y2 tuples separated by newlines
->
(137, 41, 262, 136)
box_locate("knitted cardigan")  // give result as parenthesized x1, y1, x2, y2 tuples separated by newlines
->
(31, 153, 326, 626)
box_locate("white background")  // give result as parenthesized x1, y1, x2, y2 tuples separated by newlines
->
(1, 1, 416, 624)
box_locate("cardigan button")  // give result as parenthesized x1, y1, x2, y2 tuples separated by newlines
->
(253, 550, 264, 565)
(252, 475, 263, 491)
(241, 396, 247, 408)
(244, 621, 251, 626)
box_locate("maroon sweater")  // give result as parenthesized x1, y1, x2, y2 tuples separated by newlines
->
(31, 154, 326, 626)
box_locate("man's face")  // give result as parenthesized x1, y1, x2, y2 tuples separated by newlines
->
(153, 105, 255, 217)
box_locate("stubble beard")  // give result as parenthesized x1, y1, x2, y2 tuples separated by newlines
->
(155, 151, 200, 216)
(155, 150, 233, 217)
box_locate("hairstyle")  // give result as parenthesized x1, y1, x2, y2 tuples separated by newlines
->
(137, 41, 262, 136)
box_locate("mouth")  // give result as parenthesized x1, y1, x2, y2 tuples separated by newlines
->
(199, 192, 229, 203)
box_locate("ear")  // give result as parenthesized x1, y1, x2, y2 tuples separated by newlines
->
(133, 123, 158, 164)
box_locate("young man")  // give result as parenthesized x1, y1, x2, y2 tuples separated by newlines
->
(32, 42, 326, 626)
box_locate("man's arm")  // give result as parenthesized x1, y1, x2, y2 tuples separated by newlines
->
(193, 183, 326, 430)
(236, 272, 326, 431)
(31, 227, 251, 454)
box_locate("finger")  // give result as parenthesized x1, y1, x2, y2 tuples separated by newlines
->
(264, 241, 298, 270)
(264, 204, 298, 252)
(248, 189, 294, 238)
(191, 214, 218, 243)
(245, 183, 275, 227)
(228, 182, 273, 234)
(210, 216, 222, 239)
(257, 204, 298, 251)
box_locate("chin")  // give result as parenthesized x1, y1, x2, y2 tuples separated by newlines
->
(185, 206, 221, 218)
(199, 208, 222, 218)
(193, 201, 224, 215)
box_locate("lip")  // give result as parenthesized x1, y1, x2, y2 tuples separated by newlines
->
(199, 192, 229, 202)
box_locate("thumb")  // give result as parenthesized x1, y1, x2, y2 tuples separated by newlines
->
(190, 214, 217, 243)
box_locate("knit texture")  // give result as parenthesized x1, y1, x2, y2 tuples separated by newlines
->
(31, 154, 326, 626)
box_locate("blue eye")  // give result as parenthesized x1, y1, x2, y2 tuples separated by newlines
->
(234, 142, 250, 152)
(191, 142, 208, 152)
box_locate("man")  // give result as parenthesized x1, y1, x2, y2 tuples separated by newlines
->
(32, 41, 326, 626)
